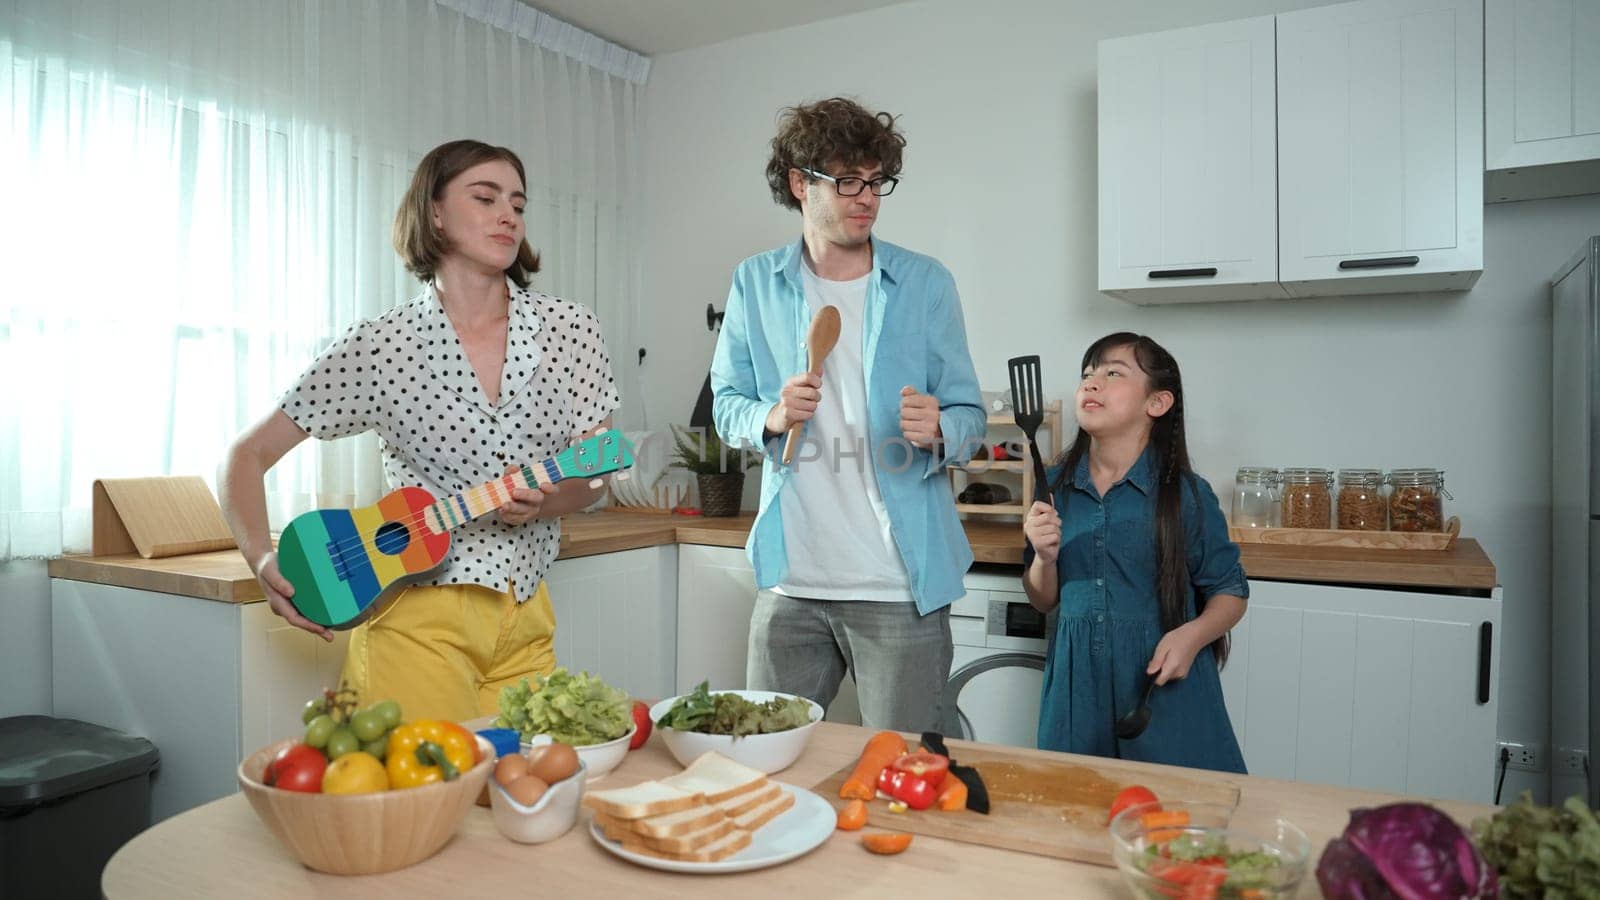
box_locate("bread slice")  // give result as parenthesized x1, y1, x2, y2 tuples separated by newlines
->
(625, 816, 740, 855)
(623, 827, 752, 863)
(732, 789, 796, 832)
(714, 780, 780, 818)
(658, 751, 769, 804)
(583, 781, 704, 820)
(601, 803, 727, 839)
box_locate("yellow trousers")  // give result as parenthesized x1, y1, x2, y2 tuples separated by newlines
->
(339, 580, 557, 723)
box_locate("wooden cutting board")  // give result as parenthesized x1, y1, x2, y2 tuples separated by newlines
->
(814, 737, 1241, 867)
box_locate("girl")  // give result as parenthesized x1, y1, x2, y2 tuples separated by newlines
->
(219, 139, 620, 722)
(1021, 332, 1247, 773)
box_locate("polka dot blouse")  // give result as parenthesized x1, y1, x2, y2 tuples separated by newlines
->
(279, 278, 620, 602)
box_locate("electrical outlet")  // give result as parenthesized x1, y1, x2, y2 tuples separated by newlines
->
(1555, 746, 1589, 778)
(1497, 740, 1545, 773)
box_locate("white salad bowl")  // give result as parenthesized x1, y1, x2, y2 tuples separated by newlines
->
(648, 690, 822, 774)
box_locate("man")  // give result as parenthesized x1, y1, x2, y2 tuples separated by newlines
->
(710, 96, 984, 732)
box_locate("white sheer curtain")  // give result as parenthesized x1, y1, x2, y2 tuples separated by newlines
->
(0, 0, 645, 560)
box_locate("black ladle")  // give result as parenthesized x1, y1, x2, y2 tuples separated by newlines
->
(1114, 675, 1158, 740)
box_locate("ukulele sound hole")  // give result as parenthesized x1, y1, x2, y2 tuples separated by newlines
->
(374, 522, 410, 556)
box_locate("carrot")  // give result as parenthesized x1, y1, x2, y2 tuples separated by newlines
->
(836, 799, 868, 831)
(935, 778, 968, 811)
(1139, 809, 1192, 830)
(861, 832, 914, 855)
(840, 731, 908, 800)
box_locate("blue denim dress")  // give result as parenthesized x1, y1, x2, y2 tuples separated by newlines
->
(1026, 447, 1249, 774)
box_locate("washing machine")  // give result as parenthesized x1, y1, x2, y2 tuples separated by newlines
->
(945, 570, 1049, 749)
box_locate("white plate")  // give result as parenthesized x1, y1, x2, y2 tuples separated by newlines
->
(588, 782, 834, 874)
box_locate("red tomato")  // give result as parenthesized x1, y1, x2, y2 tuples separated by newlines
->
(264, 743, 327, 793)
(890, 751, 950, 789)
(1107, 785, 1159, 824)
(628, 701, 651, 750)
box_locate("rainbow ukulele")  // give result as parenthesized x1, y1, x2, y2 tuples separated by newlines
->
(277, 430, 635, 628)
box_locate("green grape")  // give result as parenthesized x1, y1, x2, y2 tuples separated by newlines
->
(372, 699, 402, 729)
(326, 727, 359, 760)
(350, 709, 385, 743)
(303, 714, 337, 749)
(301, 696, 328, 725)
(361, 736, 388, 761)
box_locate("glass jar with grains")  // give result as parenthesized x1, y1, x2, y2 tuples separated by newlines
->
(1336, 468, 1386, 531)
(1232, 467, 1280, 528)
(1387, 468, 1450, 532)
(1280, 468, 1333, 529)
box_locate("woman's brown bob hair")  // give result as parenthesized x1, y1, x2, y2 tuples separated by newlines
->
(393, 139, 541, 287)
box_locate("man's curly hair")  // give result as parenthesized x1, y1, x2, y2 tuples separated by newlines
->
(764, 97, 906, 211)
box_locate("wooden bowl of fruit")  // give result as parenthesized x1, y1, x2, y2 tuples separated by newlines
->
(236, 691, 493, 875)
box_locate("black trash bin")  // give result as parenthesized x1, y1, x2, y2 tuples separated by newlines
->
(0, 716, 160, 900)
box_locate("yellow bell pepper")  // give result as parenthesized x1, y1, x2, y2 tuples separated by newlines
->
(385, 719, 479, 789)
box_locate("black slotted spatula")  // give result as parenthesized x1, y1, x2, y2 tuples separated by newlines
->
(1008, 355, 1050, 504)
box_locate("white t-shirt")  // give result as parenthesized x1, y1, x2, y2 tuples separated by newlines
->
(774, 264, 914, 603)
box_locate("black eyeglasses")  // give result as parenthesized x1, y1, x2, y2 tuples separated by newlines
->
(799, 167, 899, 197)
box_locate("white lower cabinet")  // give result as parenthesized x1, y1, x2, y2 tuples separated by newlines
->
(1218, 579, 1502, 804)
(52, 542, 1503, 820)
(544, 545, 677, 703)
(51, 580, 348, 822)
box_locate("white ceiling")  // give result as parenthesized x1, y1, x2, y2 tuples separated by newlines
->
(522, 0, 920, 56)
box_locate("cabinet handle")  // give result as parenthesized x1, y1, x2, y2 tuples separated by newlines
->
(1338, 255, 1419, 270)
(1476, 621, 1492, 705)
(1147, 267, 1218, 279)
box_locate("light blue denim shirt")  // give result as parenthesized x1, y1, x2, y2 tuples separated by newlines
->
(710, 237, 985, 615)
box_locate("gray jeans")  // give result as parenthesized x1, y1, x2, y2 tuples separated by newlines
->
(746, 590, 953, 733)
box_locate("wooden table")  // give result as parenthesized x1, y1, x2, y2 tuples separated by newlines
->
(103, 721, 1496, 898)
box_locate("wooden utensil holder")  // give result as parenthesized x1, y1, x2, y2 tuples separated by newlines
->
(92, 476, 237, 558)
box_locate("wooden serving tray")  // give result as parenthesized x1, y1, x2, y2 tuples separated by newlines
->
(815, 737, 1240, 866)
(1229, 516, 1459, 551)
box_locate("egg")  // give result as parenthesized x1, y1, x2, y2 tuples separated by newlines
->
(505, 773, 548, 807)
(525, 743, 579, 785)
(494, 753, 530, 787)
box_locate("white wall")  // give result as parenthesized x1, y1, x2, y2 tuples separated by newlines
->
(638, 0, 1600, 801)
(1, 561, 53, 718)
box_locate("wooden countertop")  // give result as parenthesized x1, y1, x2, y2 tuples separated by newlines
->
(48, 509, 1498, 602)
(102, 719, 1496, 899)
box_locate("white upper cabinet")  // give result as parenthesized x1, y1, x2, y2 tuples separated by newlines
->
(1098, 16, 1285, 304)
(1276, 0, 1483, 296)
(1097, 0, 1485, 304)
(1485, 0, 1600, 202)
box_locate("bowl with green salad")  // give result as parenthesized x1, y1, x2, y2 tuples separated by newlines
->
(493, 668, 636, 781)
(649, 683, 822, 774)
(1109, 800, 1311, 899)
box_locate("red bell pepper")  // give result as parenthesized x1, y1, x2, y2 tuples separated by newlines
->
(875, 752, 949, 810)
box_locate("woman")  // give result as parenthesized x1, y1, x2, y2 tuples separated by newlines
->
(220, 139, 620, 722)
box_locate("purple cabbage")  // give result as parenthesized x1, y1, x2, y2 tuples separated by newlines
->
(1316, 803, 1499, 899)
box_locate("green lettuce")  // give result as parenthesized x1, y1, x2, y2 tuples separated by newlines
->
(493, 668, 631, 746)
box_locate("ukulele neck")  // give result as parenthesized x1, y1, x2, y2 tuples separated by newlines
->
(422, 460, 562, 534)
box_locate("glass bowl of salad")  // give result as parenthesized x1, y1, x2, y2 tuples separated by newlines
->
(648, 683, 822, 774)
(1109, 800, 1311, 898)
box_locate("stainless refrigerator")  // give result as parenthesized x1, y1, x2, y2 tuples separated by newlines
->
(1552, 235, 1600, 808)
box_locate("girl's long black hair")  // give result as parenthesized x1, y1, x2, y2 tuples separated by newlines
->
(1050, 332, 1229, 668)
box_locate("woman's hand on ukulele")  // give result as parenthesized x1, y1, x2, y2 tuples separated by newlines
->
(254, 551, 333, 642)
(1023, 501, 1061, 566)
(500, 477, 559, 526)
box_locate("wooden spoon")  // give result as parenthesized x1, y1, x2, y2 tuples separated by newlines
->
(782, 305, 842, 465)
